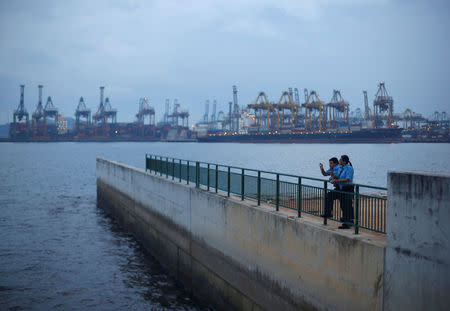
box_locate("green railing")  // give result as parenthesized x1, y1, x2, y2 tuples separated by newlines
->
(145, 154, 387, 234)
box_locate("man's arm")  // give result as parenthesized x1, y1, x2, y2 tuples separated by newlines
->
(319, 163, 329, 176)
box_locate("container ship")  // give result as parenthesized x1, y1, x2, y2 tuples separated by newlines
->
(197, 128, 403, 143)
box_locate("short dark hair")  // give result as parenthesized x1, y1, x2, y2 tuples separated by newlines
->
(329, 157, 339, 164)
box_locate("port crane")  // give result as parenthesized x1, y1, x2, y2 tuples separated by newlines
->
(363, 90, 372, 121)
(326, 90, 350, 130)
(373, 82, 394, 128)
(32, 85, 45, 136)
(75, 97, 91, 132)
(11, 85, 30, 137)
(136, 98, 155, 125)
(44, 96, 58, 135)
(248, 91, 274, 131)
(274, 91, 299, 130)
(93, 87, 117, 135)
(302, 91, 326, 131)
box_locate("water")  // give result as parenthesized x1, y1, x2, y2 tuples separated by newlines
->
(0, 142, 449, 310)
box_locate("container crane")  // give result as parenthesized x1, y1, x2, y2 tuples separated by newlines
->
(373, 82, 394, 128)
(11, 85, 30, 137)
(75, 97, 91, 132)
(363, 90, 372, 121)
(326, 90, 349, 130)
(302, 91, 326, 131)
(32, 85, 45, 136)
(44, 96, 58, 135)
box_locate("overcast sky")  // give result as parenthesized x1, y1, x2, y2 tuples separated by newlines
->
(0, 0, 449, 124)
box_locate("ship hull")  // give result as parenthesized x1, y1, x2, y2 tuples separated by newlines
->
(197, 128, 403, 143)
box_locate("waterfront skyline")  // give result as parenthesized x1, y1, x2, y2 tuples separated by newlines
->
(0, 0, 449, 124)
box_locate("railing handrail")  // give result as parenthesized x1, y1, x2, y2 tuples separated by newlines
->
(145, 153, 387, 191)
(146, 154, 387, 234)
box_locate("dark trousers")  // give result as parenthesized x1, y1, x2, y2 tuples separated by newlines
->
(324, 189, 340, 217)
(340, 186, 354, 223)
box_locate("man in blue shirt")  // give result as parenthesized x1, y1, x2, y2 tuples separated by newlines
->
(331, 155, 354, 229)
(319, 157, 342, 218)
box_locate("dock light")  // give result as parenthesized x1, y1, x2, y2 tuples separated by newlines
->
(115, 130, 118, 134)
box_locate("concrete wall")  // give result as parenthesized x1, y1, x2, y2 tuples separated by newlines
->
(385, 171, 450, 311)
(97, 158, 385, 311)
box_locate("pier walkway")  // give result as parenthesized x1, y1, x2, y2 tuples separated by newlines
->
(146, 154, 387, 234)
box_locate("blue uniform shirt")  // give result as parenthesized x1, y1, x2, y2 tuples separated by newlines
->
(340, 164, 354, 184)
(327, 165, 342, 189)
(326, 165, 342, 178)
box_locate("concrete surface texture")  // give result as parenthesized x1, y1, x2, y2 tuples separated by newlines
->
(385, 171, 450, 311)
(97, 158, 386, 311)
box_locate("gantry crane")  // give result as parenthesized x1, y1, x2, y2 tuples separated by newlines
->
(363, 90, 372, 121)
(11, 85, 30, 137)
(210, 100, 217, 123)
(302, 90, 326, 131)
(168, 100, 189, 127)
(373, 82, 394, 128)
(203, 100, 210, 123)
(248, 92, 274, 131)
(103, 98, 117, 124)
(274, 91, 299, 130)
(75, 97, 91, 132)
(136, 97, 155, 136)
(326, 90, 349, 130)
(93, 86, 117, 135)
(44, 96, 58, 135)
(32, 85, 45, 136)
(92, 86, 106, 126)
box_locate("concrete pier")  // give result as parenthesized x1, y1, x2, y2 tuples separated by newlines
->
(96, 158, 450, 311)
(384, 171, 450, 311)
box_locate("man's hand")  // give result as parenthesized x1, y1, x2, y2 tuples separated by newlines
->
(331, 179, 337, 184)
(319, 163, 323, 170)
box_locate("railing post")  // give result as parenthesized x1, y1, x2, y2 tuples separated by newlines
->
(257, 171, 261, 206)
(196, 162, 200, 188)
(297, 177, 302, 218)
(166, 157, 169, 178)
(207, 164, 210, 191)
(323, 181, 328, 225)
(172, 158, 175, 180)
(179, 159, 182, 182)
(152, 155, 155, 173)
(159, 156, 162, 176)
(151, 155, 154, 173)
(215, 165, 218, 193)
(354, 185, 360, 234)
(227, 167, 231, 197)
(150, 155, 153, 173)
(241, 169, 245, 201)
(187, 160, 190, 185)
(276, 174, 280, 211)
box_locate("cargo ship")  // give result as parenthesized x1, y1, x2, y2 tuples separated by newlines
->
(197, 128, 403, 143)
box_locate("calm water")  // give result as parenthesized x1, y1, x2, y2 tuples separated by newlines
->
(0, 142, 449, 310)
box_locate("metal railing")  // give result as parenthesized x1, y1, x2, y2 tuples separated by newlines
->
(145, 154, 387, 234)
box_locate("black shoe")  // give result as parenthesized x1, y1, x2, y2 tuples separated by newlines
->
(338, 224, 350, 229)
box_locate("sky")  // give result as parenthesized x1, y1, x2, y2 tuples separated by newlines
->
(0, 0, 449, 124)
